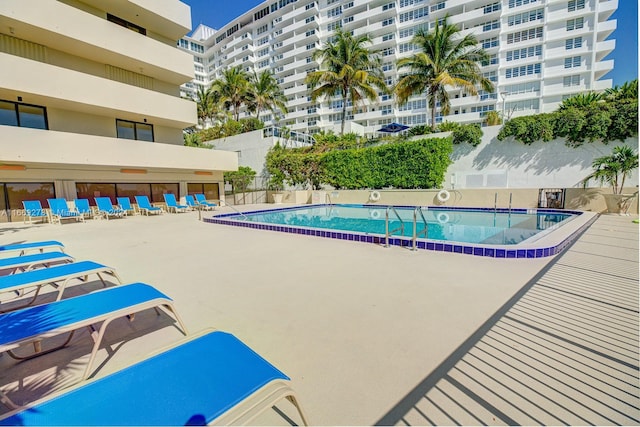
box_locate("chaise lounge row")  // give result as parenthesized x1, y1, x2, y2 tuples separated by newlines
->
(22, 194, 217, 224)
(0, 240, 308, 425)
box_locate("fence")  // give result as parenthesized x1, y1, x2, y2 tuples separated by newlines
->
(224, 177, 269, 205)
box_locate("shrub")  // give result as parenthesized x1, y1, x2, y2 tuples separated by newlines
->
(452, 123, 482, 146)
(497, 114, 555, 145)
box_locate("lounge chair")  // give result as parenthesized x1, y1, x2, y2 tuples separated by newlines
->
(0, 282, 188, 382)
(184, 195, 201, 210)
(0, 241, 65, 256)
(74, 198, 94, 220)
(163, 193, 189, 213)
(134, 195, 162, 216)
(0, 252, 74, 275)
(117, 197, 137, 216)
(94, 197, 126, 220)
(21, 200, 48, 224)
(195, 193, 218, 210)
(47, 198, 85, 224)
(0, 329, 309, 426)
(0, 260, 121, 311)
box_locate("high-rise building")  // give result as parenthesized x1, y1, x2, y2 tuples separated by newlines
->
(0, 0, 237, 222)
(179, 0, 617, 134)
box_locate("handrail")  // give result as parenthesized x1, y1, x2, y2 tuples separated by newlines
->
(218, 200, 251, 221)
(411, 207, 429, 251)
(325, 192, 332, 205)
(385, 206, 405, 248)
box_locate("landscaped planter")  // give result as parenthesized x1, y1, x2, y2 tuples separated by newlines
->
(603, 193, 637, 214)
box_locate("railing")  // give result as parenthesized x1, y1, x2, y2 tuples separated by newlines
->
(218, 200, 251, 221)
(412, 207, 429, 251)
(385, 206, 405, 248)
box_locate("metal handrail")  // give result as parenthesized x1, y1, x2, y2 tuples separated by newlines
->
(218, 200, 251, 221)
(411, 207, 429, 251)
(325, 192, 332, 205)
(385, 206, 405, 248)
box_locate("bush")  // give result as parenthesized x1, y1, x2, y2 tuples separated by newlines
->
(437, 121, 459, 132)
(452, 123, 482, 146)
(497, 114, 555, 145)
(408, 125, 432, 136)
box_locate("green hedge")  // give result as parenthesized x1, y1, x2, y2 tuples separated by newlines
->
(267, 137, 452, 190)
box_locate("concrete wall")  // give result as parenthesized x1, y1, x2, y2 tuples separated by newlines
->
(445, 125, 639, 191)
(209, 129, 278, 178)
(272, 188, 638, 214)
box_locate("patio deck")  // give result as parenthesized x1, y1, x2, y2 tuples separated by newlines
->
(0, 207, 637, 425)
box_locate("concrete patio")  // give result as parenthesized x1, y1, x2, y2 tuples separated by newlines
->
(0, 207, 637, 425)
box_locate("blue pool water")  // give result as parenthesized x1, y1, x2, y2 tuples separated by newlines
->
(228, 204, 574, 245)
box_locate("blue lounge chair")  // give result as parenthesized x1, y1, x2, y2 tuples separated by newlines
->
(117, 197, 136, 216)
(0, 260, 121, 311)
(74, 198, 94, 219)
(195, 193, 218, 210)
(0, 252, 74, 275)
(163, 193, 189, 213)
(94, 197, 126, 220)
(21, 200, 48, 224)
(0, 283, 187, 381)
(184, 195, 201, 210)
(0, 329, 309, 425)
(0, 241, 65, 256)
(47, 198, 84, 224)
(134, 195, 162, 216)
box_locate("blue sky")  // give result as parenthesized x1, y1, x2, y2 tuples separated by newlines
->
(183, 0, 637, 86)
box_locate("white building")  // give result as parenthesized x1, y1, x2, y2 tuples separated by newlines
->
(179, 0, 617, 134)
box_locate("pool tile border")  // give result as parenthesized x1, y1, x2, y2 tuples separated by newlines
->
(204, 204, 597, 259)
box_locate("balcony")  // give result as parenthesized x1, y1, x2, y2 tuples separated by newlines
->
(0, 0, 193, 85)
(0, 53, 196, 128)
(0, 125, 238, 173)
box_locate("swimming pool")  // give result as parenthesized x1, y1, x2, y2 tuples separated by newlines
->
(205, 204, 597, 258)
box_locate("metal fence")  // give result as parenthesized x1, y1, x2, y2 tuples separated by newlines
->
(224, 177, 269, 205)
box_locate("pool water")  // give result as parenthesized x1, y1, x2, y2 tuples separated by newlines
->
(233, 204, 573, 245)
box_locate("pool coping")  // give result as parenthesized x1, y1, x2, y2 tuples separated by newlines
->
(204, 204, 599, 259)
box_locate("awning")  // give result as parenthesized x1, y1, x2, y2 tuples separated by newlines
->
(377, 122, 410, 133)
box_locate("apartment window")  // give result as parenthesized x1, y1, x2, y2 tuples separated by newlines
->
(382, 62, 394, 72)
(481, 53, 499, 66)
(563, 75, 581, 87)
(504, 81, 540, 94)
(305, 29, 316, 37)
(107, 14, 146, 35)
(566, 17, 584, 31)
(564, 56, 581, 68)
(258, 60, 269, 68)
(257, 24, 268, 35)
(258, 48, 269, 56)
(328, 6, 342, 17)
(430, 2, 445, 12)
(381, 47, 395, 56)
(328, 21, 342, 31)
(484, 2, 501, 13)
(507, 27, 543, 44)
(505, 63, 541, 78)
(381, 105, 393, 115)
(306, 43, 316, 50)
(481, 37, 499, 49)
(481, 20, 500, 32)
(187, 183, 219, 202)
(568, 0, 585, 12)
(190, 42, 204, 54)
(382, 18, 395, 26)
(0, 100, 48, 130)
(306, 16, 315, 23)
(344, 2, 354, 9)
(344, 16, 354, 24)
(565, 37, 583, 49)
(508, 0, 538, 7)
(507, 9, 544, 26)
(116, 119, 154, 142)
(399, 43, 416, 53)
(506, 45, 542, 61)
(306, 2, 315, 10)
(178, 39, 188, 49)
(383, 33, 395, 41)
(382, 3, 395, 11)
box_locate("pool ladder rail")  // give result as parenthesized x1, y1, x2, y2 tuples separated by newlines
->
(384, 206, 429, 251)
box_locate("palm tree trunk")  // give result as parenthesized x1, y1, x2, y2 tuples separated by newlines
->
(340, 88, 348, 135)
(431, 103, 437, 131)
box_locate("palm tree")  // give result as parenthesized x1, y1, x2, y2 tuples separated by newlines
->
(216, 66, 251, 121)
(585, 145, 638, 194)
(193, 84, 227, 128)
(559, 92, 604, 110)
(305, 29, 388, 134)
(604, 79, 638, 101)
(394, 19, 494, 130)
(248, 70, 288, 121)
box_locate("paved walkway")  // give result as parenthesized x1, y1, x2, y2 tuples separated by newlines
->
(376, 215, 639, 425)
(0, 210, 637, 425)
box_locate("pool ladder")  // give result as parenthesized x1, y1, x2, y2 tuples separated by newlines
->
(384, 206, 428, 251)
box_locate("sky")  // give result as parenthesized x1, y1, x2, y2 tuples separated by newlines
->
(182, 0, 638, 87)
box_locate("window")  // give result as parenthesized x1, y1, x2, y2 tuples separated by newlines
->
(481, 20, 500, 32)
(568, 0, 585, 12)
(505, 63, 541, 78)
(328, 6, 342, 17)
(507, 9, 544, 26)
(107, 14, 146, 35)
(116, 119, 154, 142)
(383, 33, 395, 41)
(484, 2, 501, 13)
(508, 0, 538, 7)
(563, 75, 580, 87)
(187, 183, 219, 202)
(564, 56, 581, 68)
(3, 183, 55, 222)
(0, 100, 48, 130)
(566, 17, 584, 31)
(430, 1, 445, 12)
(382, 3, 395, 11)
(565, 37, 582, 49)
(382, 18, 395, 26)
(481, 37, 499, 49)
(381, 105, 393, 115)
(507, 27, 543, 44)
(506, 45, 542, 61)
